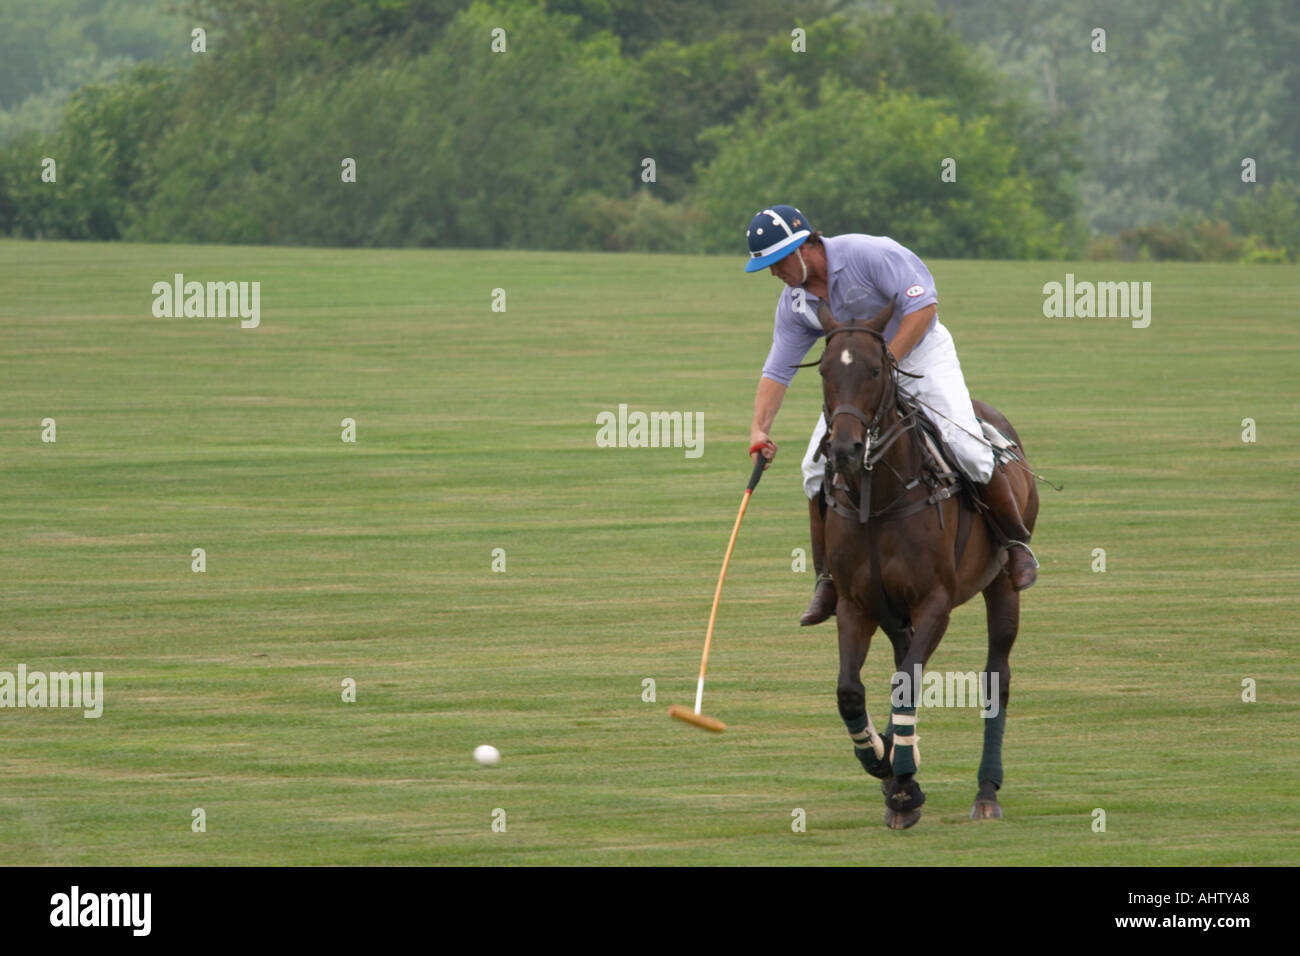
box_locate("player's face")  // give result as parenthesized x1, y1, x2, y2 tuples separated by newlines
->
(769, 250, 804, 287)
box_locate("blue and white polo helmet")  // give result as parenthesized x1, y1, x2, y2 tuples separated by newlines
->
(743, 205, 812, 273)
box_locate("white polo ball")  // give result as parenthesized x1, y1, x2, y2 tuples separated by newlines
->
(473, 744, 501, 767)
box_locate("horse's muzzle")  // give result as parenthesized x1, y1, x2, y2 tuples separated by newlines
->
(831, 438, 865, 478)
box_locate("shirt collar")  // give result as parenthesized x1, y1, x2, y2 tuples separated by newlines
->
(821, 235, 847, 311)
(823, 234, 848, 275)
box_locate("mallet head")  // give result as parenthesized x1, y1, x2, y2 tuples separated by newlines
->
(668, 705, 726, 733)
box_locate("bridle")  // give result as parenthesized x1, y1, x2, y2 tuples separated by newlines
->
(795, 322, 924, 523)
(820, 323, 904, 463)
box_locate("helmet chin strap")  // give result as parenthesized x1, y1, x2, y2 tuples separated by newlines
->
(796, 248, 809, 286)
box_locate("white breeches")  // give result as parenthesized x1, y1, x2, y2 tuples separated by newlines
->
(801, 320, 994, 499)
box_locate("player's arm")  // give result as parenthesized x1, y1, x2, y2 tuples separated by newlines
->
(887, 303, 936, 362)
(751, 295, 820, 465)
(873, 245, 939, 363)
(750, 376, 786, 465)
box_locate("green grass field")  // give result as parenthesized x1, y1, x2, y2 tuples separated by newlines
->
(1, 239, 1296, 865)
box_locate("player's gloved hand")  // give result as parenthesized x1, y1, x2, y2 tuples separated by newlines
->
(749, 438, 777, 469)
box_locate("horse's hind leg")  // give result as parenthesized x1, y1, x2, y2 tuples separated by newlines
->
(972, 573, 1018, 820)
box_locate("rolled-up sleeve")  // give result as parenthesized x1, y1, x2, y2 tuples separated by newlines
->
(760, 292, 823, 386)
(874, 244, 938, 317)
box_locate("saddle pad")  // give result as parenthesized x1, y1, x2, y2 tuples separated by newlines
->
(920, 415, 1020, 481)
(919, 429, 959, 484)
(978, 417, 1021, 463)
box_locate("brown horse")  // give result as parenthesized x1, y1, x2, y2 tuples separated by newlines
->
(811, 298, 1038, 829)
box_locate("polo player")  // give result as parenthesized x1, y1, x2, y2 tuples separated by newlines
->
(742, 205, 1039, 624)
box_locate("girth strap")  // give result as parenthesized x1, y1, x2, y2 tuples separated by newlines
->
(827, 476, 952, 525)
(954, 494, 973, 569)
(825, 482, 977, 572)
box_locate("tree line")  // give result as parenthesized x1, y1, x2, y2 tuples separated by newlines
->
(1, 0, 1294, 260)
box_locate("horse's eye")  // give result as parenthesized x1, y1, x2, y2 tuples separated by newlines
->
(870, 366, 881, 379)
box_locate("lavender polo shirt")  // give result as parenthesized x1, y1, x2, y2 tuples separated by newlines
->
(760, 234, 939, 387)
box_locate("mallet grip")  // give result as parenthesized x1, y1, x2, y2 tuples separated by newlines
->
(746, 445, 769, 492)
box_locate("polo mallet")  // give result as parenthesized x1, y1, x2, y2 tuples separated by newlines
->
(669, 449, 769, 733)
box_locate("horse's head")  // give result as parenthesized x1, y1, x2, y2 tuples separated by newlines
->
(815, 297, 897, 479)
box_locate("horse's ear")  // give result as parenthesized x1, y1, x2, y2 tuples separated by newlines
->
(816, 299, 839, 334)
(864, 296, 895, 335)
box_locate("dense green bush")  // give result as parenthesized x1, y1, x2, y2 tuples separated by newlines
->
(0, 65, 177, 239)
(1231, 181, 1300, 262)
(128, 1, 640, 247)
(571, 189, 704, 252)
(1089, 206, 1295, 263)
(694, 78, 1071, 259)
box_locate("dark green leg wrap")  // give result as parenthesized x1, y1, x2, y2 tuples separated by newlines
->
(890, 705, 918, 775)
(977, 707, 1006, 787)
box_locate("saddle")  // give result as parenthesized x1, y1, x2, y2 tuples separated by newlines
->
(911, 400, 1023, 489)
(817, 393, 1023, 567)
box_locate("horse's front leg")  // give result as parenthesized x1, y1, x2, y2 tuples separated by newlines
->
(834, 598, 890, 783)
(883, 589, 952, 830)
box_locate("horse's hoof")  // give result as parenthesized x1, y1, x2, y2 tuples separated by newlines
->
(970, 798, 1003, 820)
(884, 807, 923, 830)
(882, 777, 924, 829)
(884, 777, 926, 811)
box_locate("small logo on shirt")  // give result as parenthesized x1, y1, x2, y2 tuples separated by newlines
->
(905, 284, 925, 298)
